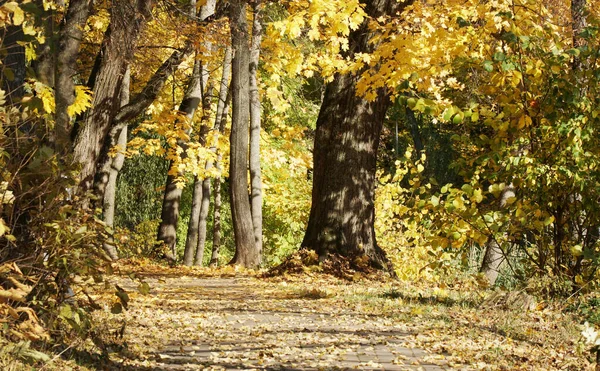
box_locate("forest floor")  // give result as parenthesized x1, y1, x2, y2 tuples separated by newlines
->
(48, 260, 590, 370)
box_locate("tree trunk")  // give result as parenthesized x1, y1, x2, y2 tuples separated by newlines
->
(100, 68, 131, 261)
(184, 175, 204, 265)
(72, 0, 152, 192)
(185, 78, 214, 264)
(160, 57, 203, 263)
(249, 0, 264, 261)
(480, 185, 515, 285)
(209, 83, 232, 267)
(301, 0, 406, 273)
(1, 25, 25, 106)
(160, 0, 216, 264)
(210, 175, 223, 267)
(54, 0, 90, 152)
(195, 47, 233, 266)
(229, 0, 260, 268)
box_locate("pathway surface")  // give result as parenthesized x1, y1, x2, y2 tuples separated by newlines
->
(118, 276, 452, 371)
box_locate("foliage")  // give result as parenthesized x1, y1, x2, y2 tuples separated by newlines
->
(114, 151, 169, 229)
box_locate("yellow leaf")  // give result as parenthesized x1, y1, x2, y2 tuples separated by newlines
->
(517, 114, 532, 129)
(12, 5, 24, 25)
(68, 86, 93, 117)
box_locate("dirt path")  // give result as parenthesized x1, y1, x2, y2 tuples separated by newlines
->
(113, 276, 450, 370)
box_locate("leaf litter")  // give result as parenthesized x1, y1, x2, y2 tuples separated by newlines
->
(63, 261, 591, 370)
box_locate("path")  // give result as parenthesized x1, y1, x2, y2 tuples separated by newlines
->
(116, 276, 452, 370)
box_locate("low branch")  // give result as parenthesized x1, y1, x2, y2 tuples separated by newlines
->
(113, 43, 193, 125)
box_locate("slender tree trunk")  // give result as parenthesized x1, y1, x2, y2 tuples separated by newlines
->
(99, 68, 131, 261)
(229, 0, 260, 268)
(161, 0, 216, 264)
(160, 57, 203, 263)
(210, 86, 232, 267)
(72, 0, 152, 192)
(185, 174, 204, 265)
(480, 185, 515, 285)
(249, 0, 264, 262)
(301, 0, 408, 273)
(210, 175, 223, 267)
(185, 81, 214, 265)
(54, 0, 90, 153)
(194, 48, 232, 266)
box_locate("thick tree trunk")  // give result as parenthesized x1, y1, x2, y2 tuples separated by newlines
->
(229, 0, 260, 268)
(480, 185, 515, 285)
(249, 0, 264, 261)
(54, 0, 90, 152)
(73, 0, 152, 192)
(301, 0, 407, 273)
(100, 68, 131, 261)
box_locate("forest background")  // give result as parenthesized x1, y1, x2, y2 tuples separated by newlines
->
(2, 0, 600, 368)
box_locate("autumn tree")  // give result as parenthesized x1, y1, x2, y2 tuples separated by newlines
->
(301, 0, 413, 272)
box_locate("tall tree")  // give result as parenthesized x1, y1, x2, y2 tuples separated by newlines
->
(301, 0, 412, 272)
(248, 0, 264, 262)
(229, 0, 260, 268)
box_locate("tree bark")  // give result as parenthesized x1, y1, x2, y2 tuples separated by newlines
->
(228, 0, 260, 268)
(210, 85, 232, 267)
(184, 174, 204, 265)
(301, 0, 409, 273)
(160, 56, 203, 263)
(249, 0, 264, 262)
(54, 0, 90, 153)
(100, 68, 131, 261)
(209, 175, 223, 267)
(165, 0, 216, 266)
(72, 0, 152, 192)
(34, 1, 58, 87)
(186, 80, 214, 265)
(193, 48, 232, 266)
(480, 185, 515, 285)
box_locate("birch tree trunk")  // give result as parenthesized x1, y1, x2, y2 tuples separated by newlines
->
(248, 0, 264, 262)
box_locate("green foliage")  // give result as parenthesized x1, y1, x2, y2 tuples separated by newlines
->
(115, 153, 169, 229)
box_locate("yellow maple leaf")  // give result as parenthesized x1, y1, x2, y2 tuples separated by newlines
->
(67, 86, 93, 117)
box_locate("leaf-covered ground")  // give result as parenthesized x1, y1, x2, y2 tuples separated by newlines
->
(41, 261, 592, 370)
